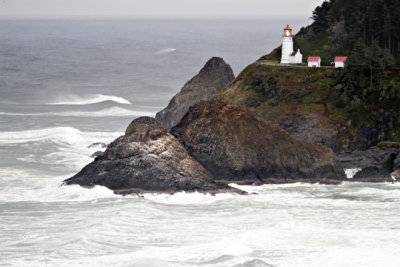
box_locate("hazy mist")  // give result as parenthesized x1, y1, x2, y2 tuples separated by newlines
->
(0, 0, 324, 19)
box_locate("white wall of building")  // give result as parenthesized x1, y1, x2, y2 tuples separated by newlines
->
(335, 61, 345, 68)
(289, 50, 303, 64)
(308, 60, 321, 67)
(281, 36, 293, 64)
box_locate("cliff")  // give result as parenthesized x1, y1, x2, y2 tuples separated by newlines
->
(156, 57, 235, 129)
(171, 101, 345, 184)
(216, 63, 400, 154)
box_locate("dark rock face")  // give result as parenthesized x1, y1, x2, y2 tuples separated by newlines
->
(88, 142, 107, 149)
(64, 117, 235, 194)
(156, 57, 235, 130)
(171, 101, 346, 183)
(90, 151, 104, 158)
(278, 112, 341, 152)
(339, 147, 400, 181)
(278, 111, 396, 153)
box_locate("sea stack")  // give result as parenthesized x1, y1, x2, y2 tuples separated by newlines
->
(156, 57, 235, 130)
(64, 117, 238, 194)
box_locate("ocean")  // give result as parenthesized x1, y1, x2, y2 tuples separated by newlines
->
(1, 19, 400, 267)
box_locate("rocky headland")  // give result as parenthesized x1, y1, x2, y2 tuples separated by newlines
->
(65, 55, 399, 195)
(64, 0, 400, 194)
(216, 63, 400, 154)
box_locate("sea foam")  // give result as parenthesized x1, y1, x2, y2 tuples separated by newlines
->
(154, 48, 177, 55)
(48, 94, 131, 105)
(0, 127, 121, 145)
(0, 107, 155, 118)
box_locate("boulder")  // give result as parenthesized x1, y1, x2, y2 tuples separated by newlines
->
(171, 101, 346, 184)
(64, 117, 238, 194)
(156, 57, 235, 129)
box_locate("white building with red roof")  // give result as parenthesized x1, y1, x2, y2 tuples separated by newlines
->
(308, 56, 321, 67)
(281, 25, 302, 64)
(334, 56, 348, 68)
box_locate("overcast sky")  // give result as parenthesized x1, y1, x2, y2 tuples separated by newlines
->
(0, 0, 325, 19)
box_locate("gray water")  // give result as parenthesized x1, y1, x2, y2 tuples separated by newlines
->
(1, 19, 400, 267)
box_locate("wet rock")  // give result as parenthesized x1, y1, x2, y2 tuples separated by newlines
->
(88, 142, 107, 149)
(338, 147, 400, 181)
(90, 151, 104, 158)
(65, 117, 239, 194)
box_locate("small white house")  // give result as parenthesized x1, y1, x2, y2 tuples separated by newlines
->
(289, 49, 303, 64)
(334, 56, 347, 68)
(308, 56, 321, 67)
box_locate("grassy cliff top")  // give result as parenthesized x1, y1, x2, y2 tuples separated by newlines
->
(216, 62, 400, 152)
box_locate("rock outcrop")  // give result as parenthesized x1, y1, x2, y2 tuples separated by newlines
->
(171, 101, 346, 184)
(339, 145, 400, 181)
(64, 117, 237, 194)
(156, 57, 235, 130)
(216, 63, 400, 153)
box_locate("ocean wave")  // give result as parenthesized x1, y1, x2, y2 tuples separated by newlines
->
(31, 182, 119, 202)
(0, 170, 119, 202)
(0, 107, 155, 118)
(48, 94, 131, 105)
(0, 127, 122, 177)
(154, 48, 177, 55)
(0, 127, 121, 145)
(143, 191, 238, 205)
(345, 168, 362, 178)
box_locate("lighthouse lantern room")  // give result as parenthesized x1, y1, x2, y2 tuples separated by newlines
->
(281, 25, 294, 64)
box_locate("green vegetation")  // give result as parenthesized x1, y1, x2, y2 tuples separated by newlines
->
(217, 63, 400, 151)
(259, 46, 282, 61)
(295, 0, 400, 65)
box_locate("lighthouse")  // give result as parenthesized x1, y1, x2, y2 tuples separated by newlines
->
(281, 25, 294, 64)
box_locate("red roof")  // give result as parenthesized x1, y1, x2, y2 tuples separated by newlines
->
(308, 56, 320, 62)
(284, 24, 292, 30)
(290, 51, 298, 56)
(335, 56, 348, 62)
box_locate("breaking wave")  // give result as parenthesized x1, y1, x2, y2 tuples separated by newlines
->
(0, 107, 155, 118)
(0, 127, 122, 173)
(0, 127, 121, 145)
(155, 48, 177, 55)
(48, 94, 131, 105)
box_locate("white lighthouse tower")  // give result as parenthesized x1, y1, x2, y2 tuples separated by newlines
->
(281, 25, 294, 64)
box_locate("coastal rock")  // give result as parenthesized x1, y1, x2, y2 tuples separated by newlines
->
(278, 112, 341, 152)
(392, 170, 400, 181)
(90, 151, 104, 158)
(88, 142, 107, 149)
(171, 101, 345, 183)
(216, 63, 400, 153)
(156, 57, 235, 129)
(339, 146, 400, 181)
(64, 117, 236, 194)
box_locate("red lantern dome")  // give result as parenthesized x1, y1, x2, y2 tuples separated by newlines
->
(284, 24, 292, 30)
